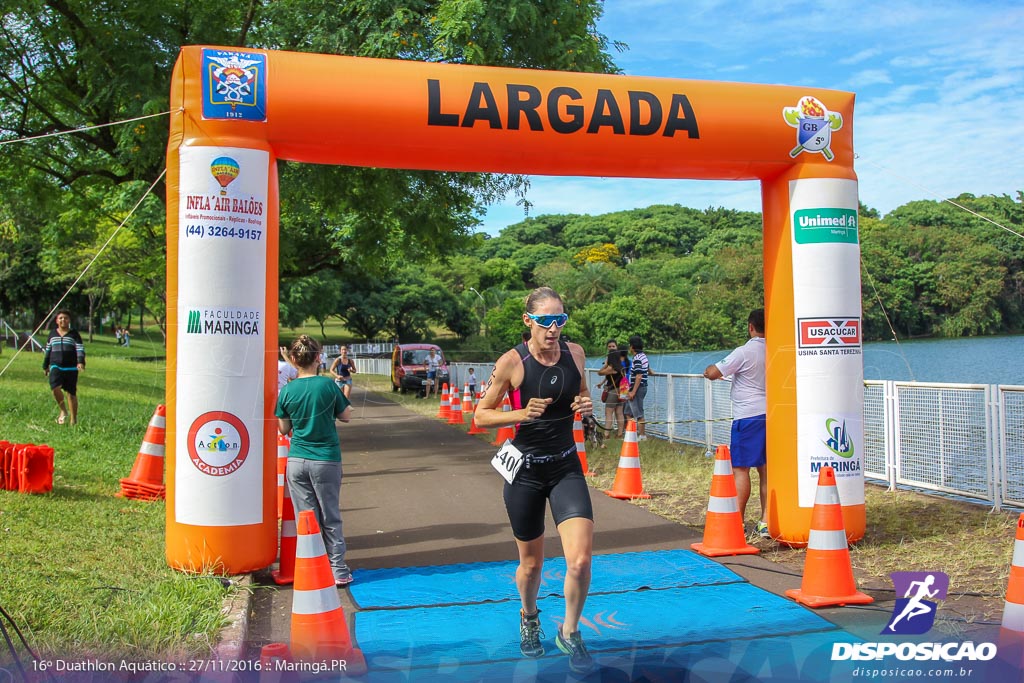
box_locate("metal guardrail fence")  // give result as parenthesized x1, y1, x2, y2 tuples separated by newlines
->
(0, 319, 43, 352)
(356, 358, 1024, 511)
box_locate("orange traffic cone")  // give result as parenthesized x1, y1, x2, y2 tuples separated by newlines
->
(259, 642, 298, 683)
(436, 383, 451, 419)
(493, 394, 516, 445)
(572, 413, 595, 476)
(785, 466, 873, 608)
(461, 383, 473, 414)
(690, 445, 759, 557)
(998, 514, 1024, 670)
(604, 420, 650, 500)
(290, 511, 367, 674)
(117, 405, 166, 501)
(467, 398, 490, 436)
(447, 388, 465, 425)
(273, 472, 296, 585)
(18, 444, 54, 494)
(0, 441, 12, 490)
(277, 433, 290, 520)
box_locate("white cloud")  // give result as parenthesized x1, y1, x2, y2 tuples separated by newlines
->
(847, 69, 893, 88)
(840, 48, 883, 66)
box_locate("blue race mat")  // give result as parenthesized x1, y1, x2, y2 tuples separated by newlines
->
(351, 630, 854, 683)
(348, 549, 743, 609)
(354, 582, 836, 672)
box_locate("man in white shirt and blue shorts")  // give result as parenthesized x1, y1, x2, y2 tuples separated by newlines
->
(703, 309, 768, 539)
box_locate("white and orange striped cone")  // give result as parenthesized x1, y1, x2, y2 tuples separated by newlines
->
(998, 513, 1024, 672)
(117, 404, 166, 501)
(436, 383, 451, 419)
(272, 476, 296, 585)
(467, 398, 490, 436)
(290, 510, 367, 674)
(461, 383, 473, 414)
(572, 413, 595, 476)
(447, 387, 465, 425)
(258, 642, 298, 683)
(785, 466, 873, 608)
(690, 445, 759, 557)
(276, 433, 290, 520)
(493, 394, 516, 446)
(604, 420, 650, 500)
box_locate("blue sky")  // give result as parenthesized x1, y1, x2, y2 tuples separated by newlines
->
(479, 0, 1024, 234)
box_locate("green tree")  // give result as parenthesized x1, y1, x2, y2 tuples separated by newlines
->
(573, 296, 649, 351)
(484, 296, 529, 349)
(1, 0, 620, 342)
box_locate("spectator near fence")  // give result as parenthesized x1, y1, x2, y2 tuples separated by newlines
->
(703, 308, 769, 539)
(626, 335, 650, 441)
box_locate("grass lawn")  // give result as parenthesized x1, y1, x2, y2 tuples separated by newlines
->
(0, 335, 233, 661)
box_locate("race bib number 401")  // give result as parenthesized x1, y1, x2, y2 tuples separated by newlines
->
(491, 440, 524, 484)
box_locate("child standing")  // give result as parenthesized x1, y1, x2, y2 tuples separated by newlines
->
(275, 335, 355, 585)
(467, 367, 478, 398)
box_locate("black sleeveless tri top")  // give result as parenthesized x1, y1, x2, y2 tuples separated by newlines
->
(511, 340, 580, 456)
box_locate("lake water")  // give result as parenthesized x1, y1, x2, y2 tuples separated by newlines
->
(594, 334, 1024, 386)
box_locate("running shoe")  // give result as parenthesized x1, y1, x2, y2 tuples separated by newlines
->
(334, 564, 354, 586)
(756, 521, 771, 539)
(519, 609, 545, 658)
(556, 628, 594, 674)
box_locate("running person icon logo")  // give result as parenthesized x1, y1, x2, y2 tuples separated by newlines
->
(883, 571, 949, 635)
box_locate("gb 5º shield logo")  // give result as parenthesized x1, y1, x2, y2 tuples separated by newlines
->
(783, 96, 843, 161)
(883, 571, 949, 635)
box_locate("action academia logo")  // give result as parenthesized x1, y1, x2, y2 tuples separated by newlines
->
(187, 411, 250, 477)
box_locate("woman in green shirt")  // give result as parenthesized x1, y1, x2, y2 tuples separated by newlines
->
(276, 335, 354, 585)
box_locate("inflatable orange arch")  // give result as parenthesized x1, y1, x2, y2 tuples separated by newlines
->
(166, 45, 864, 572)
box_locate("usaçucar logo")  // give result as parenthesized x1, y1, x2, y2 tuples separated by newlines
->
(783, 96, 843, 161)
(798, 318, 861, 348)
(187, 411, 250, 477)
(823, 417, 855, 458)
(883, 572, 949, 635)
(202, 49, 267, 122)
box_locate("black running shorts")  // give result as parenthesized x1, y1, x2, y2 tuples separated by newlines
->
(48, 367, 78, 395)
(503, 453, 594, 541)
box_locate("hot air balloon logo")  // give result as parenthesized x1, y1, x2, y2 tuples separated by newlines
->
(210, 157, 240, 195)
